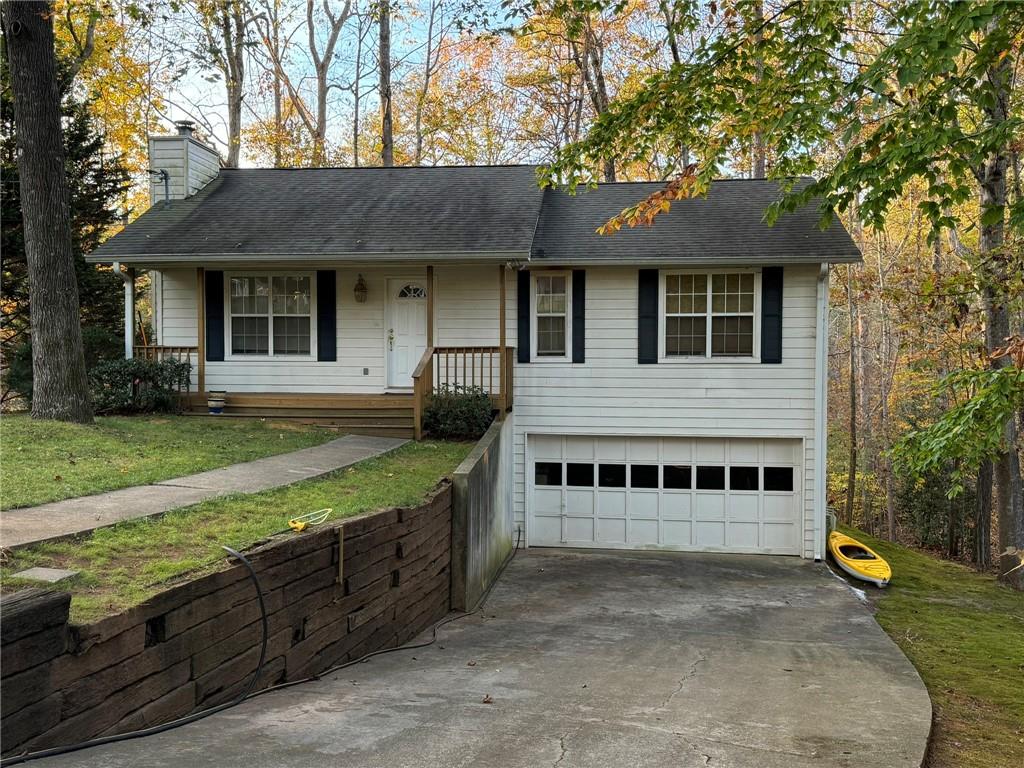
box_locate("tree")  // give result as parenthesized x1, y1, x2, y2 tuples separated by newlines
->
(191, 0, 250, 167)
(543, 0, 1024, 563)
(378, 0, 393, 165)
(2, 1, 92, 422)
(1, 51, 131, 390)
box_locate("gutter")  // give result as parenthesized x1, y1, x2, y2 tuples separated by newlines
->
(86, 250, 531, 265)
(813, 262, 830, 561)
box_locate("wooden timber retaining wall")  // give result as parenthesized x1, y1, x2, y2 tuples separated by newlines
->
(0, 484, 452, 757)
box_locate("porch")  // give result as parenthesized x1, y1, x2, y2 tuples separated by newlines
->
(130, 264, 516, 440)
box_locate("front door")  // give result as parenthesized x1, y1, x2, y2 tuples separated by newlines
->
(387, 279, 428, 388)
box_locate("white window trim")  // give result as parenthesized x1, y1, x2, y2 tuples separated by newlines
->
(658, 268, 762, 363)
(224, 271, 318, 361)
(531, 270, 572, 362)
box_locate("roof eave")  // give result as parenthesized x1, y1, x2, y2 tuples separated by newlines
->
(86, 249, 533, 266)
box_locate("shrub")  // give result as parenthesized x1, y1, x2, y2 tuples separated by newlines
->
(4, 326, 123, 403)
(423, 385, 494, 440)
(88, 357, 192, 414)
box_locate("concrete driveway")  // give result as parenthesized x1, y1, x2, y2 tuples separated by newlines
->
(34, 549, 931, 768)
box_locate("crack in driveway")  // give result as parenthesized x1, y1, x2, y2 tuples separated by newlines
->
(659, 649, 707, 710)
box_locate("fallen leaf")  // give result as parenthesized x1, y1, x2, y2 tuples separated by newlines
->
(53, 475, 63, 482)
(467, 660, 477, 666)
(482, 694, 493, 704)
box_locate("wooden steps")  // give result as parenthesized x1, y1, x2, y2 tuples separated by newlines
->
(184, 393, 416, 438)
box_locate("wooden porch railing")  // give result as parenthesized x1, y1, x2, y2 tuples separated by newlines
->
(133, 345, 198, 393)
(412, 345, 514, 440)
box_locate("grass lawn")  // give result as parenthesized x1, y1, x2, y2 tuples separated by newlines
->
(841, 527, 1024, 768)
(0, 415, 335, 510)
(1, 440, 470, 623)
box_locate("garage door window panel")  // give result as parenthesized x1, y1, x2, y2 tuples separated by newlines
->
(696, 466, 726, 490)
(663, 465, 692, 489)
(567, 463, 594, 487)
(535, 462, 562, 486)
(630, 465, 659, 488)
(729, 466, 759, 491)
(598, 464, 626, 488)
(764, 467, 794, 492)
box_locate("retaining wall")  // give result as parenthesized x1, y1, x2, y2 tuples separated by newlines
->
(0, 484, 452, 757)
(451, 416, 515, 610)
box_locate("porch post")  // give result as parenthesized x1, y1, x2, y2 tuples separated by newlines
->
(426, 264, 434, 346)
(197, 267, 206, 395)
(115, 262, 135, 359)
(499, 264, 507, 413)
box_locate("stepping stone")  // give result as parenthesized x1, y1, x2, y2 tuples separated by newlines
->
(11, 567, 79, 584)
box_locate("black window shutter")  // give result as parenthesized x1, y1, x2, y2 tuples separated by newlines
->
(205, 270, 224, 362)
(316, 270, 337, 362)
(517, 270, 530, 363)
(761, 266, 783, 363)
(571, 269, 585, 363)
(637, 269, 659, 364)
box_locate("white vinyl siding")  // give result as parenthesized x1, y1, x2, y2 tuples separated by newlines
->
(155, 264, 518, 395)
(511, 263, 822, 559)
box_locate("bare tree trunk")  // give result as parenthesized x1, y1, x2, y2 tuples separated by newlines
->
(272, 0, 282, 168)
(978, 18, 1024, 555)
(975, 460, 993, 568)
(413, 0, 439, 166)
(751, 0, 765, 177)
(222, 0, 246, 168)
(3, 1, 92, 423)
(353, 7, 364, 166)
(378, 0, 393, 167)
(572, 22, 614, 181)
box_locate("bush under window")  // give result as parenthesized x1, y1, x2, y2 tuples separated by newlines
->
(423, 385, 494, 440)
(89, 358, 192, 415)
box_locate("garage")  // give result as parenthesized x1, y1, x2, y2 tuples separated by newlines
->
(529, 436, 803, 555)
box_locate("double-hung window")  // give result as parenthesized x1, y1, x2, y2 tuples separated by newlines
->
(663, 272, 756, 358)
(534, 273, 569, 358)
(229, 275, 312, 356)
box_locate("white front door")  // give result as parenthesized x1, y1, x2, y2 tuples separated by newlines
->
(386, 279, 428, 389)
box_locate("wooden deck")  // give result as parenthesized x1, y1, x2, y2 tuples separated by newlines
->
(183, 393, 416, 438)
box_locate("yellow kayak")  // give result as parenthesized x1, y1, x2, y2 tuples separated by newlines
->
(828, 531, 891, 587)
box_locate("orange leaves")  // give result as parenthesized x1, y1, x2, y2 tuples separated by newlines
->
(596, 164, 699, 235)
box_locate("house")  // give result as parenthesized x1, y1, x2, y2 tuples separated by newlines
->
(90, 121, 860, 561)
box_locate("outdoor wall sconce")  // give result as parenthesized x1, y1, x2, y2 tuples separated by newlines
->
(354, 274, 368, 303)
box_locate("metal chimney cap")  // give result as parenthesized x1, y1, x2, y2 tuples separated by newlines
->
(174, 120, 195, 137)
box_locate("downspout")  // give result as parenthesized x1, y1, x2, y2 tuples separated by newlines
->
(113, 262, 136, 360)
(813, 262, 830, 560)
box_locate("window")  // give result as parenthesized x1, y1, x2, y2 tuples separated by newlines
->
(398, 284, 426, 299)
(230, 275, 311, 356)
(696, 466, 726, 490)
(535, 462, 562, 486)
(764, 467, 794, 492)
(598, 464, 626, 488)
(663, 465, 692, 489)
(630, 465, 659, 489)
(566, 463, 594, 487)
(730, 466, 759, 491)
(535, 274, 569, 357)
(664, 272, 756, 358)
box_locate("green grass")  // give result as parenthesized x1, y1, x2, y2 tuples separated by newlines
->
(0, 415, 336, 510)
(840, 526, 1024, 768)
(1, 440, 470, 623)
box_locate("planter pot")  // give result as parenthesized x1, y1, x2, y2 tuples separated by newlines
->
(207, 391, 227, 415)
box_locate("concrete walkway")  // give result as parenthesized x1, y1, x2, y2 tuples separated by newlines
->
(33, 550, 932, 768)
(0, 435, 406, 549)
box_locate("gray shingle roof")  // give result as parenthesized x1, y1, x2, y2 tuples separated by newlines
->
(91, 165, 546, 261)
(90, 167, 860, 264)
(531, 179, 860, 264)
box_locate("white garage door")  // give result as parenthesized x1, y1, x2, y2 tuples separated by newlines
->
(529, 436, 802, 555)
